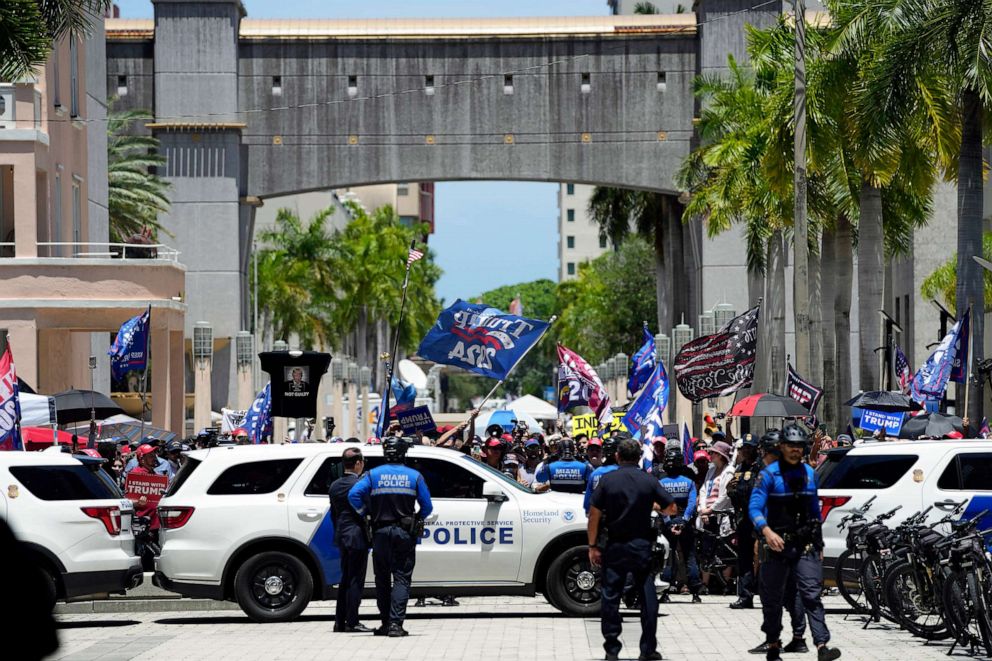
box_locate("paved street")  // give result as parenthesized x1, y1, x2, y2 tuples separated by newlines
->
(51, 595, 967, 661)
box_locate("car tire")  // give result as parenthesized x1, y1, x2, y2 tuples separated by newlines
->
(234, 551, 313, 623)
(545, 545, 601, 617)
(38, 565, 58, 613)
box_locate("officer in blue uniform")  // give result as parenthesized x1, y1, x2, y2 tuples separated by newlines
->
(328, 447, 372, 633)
(348, 437, 433, 637)
(536, 438, 592, 494)
(749, 425, 841, 661)
(658, 446, 702, 602)
(583, 435, 621, 514)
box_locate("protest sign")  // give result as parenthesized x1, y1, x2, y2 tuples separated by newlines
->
(858, 409, 904, 436)
(397, 406, 437, 436)
(571, 413, 598, 438)
(124, 473, 169, 506)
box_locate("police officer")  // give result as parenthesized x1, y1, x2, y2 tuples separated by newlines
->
(348, 437, 433, 637)
(329, 448, 373, 633)
(658, 446, 703, 602)
(536, 438, 592, 494)
(583, 434, 621, 514)
(588, 437, 676, 661)
(727, 433, 762, 609)
(749, 425, 841, 661)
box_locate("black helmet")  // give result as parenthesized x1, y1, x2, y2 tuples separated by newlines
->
(383, 436, 411, 462)
(782, 424, 808, 445)
(560, 438, 576, 459)
(759, 429, 781, 451)
(602, 435, 620, 459)
(662, 446, 683, 471)
(611, 431, 633, 444)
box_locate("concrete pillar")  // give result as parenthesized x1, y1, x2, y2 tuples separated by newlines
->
(331, 358, 344, 440)
(235, 331, 254, 409)
(13, 162, 37, 258)
(150, 327, 170, 430)
(192, 322, 212, 433)
(346, 362, 358, 438)
(273, 416, 288, 444)
(7, 322, 37, 392)
(360, 366, 371, 440)
(314, 367, 330, 441)
(169, 330, 184, 435)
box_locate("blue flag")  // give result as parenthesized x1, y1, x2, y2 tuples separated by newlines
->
(374, 376, 418, 438)
(417, 299, 550, 380)
(242, 384, 273, 444)
(622, 360, 669, 435)
(950, 309, 971, 383)
(911, 308, 970, 401)
(682, 422, 693, 466)
(109, 307, 150, 381)
(627, 324, 656, 396)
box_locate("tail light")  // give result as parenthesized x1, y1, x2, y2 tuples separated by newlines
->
(81, 506, 122, 536)
(159, 506, 195, 529)
(820, 496, 851, 521)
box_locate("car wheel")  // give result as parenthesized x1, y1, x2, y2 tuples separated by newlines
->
(545, 545, 601, 617)
(234, 551, 313, 623)
(38, 565, 58, 612)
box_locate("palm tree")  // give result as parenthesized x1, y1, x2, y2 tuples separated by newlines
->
(922, 232, 992, 309)
(107, 107, 171, 243)
(0, 0, 110, 81)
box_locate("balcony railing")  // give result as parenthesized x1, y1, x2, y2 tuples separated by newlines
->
(0, 242, 182, 261)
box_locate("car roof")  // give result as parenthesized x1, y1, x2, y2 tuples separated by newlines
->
(847, 439, 992, 454)
(185, 443, 466, 464)
(0, 450, 87, 466)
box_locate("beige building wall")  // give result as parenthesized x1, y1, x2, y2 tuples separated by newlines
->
(557, 183, 611, 281)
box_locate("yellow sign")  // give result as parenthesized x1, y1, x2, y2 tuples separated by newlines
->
(571, 413, 598, 438)
(610, 412, 626, 432)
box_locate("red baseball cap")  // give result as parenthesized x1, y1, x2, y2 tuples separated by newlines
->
(501, 433, 514, 443)
(79, 448, 102, 459)
(693, 450, 710, 462)
(136, 444, 157, 458)
(946, 431, 964, 439)
(486, 438, 504, 448)
(587, 437, 603, 447)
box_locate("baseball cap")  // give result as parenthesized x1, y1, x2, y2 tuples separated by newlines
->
(711, 430, 727, 441)
(693, 449, 710, 462)
(524, 439, 540, 448)
(946, 431, 964, 439)
(501, 433, 514, 443)
(136, 444, 157, 458)
(486, 438, 504, 448)
(587, 437, 603, 447)
(651, 436, 667, 446)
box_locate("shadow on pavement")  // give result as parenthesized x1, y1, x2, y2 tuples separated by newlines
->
(56, 620, 141, 629)
(155, 611, 569, 626)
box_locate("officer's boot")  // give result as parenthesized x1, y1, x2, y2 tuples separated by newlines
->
(730, 597, 754, 609)
(816, 646, 841, 661)
(783, 637, 808, 653)
(765, 642, 784, 661)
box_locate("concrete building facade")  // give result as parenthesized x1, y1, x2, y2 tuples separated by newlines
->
(557, 183, 610, 281)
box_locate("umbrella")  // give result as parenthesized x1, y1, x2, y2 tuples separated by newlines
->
(730, 394, 811, 418)
(22, 426, 74, 449)
(844, 391, 923, 412)
(899, 413, 963, 439)
(98, 421, 176, 445)
(474, 409, 543, 435)
(51, 389, 123, 424)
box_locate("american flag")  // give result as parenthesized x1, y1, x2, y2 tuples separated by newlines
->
(407, 246, 424, 266)
(894, 345, 912, 394)
(980, 417, 990, 439)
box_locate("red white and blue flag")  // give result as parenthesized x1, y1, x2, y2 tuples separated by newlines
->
(407, 246, 424, 266)
(980, 418, 990, 439)
(0, 345, 22, 451)
(109, 307, 150, 381)
(682, 422, 693, 466)
(894, 345, 912, 394)
(911, 308, 969, 402)
(242, 383, 272, 444)
(557, 344, 613, 425)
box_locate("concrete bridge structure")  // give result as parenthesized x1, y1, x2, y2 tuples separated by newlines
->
(105, 1, 780, 408)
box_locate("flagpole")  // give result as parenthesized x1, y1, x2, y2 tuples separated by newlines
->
(475, 315, 558, 412)
(964, 302, 974, 422)
(138, 305, 151, 443)
(383, 240, 417, 434)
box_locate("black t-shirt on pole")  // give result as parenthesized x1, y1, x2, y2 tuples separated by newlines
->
(259, 351, 331, 418)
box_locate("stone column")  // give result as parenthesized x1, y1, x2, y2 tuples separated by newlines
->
(235, 331, 254, 409)
(150, 327, 171, 430)
(169, 330, 184, 435)
(192, 322, 212, 433)
(360, 366, 371, 440)
(346, 362, 358, 439)
(13, 161, 37, 258)
(7, 321, 38, 393)
(330, 357, 344, 440)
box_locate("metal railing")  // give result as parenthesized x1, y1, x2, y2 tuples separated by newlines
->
(0, 242, 184, 262)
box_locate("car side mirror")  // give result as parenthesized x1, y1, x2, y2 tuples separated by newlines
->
(483, 482, 508, 502)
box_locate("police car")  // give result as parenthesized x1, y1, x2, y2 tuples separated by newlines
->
(818, 439, 992, 569)
(153, 444, 600, 622)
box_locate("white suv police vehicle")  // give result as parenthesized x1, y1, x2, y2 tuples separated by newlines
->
(0, 450, 143, 608)
(154, 444, 600, 622)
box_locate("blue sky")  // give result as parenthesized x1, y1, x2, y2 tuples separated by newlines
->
(115, 0, 610, 303)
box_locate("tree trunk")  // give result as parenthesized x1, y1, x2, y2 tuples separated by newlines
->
(820, 226, 837, 430)
(357, 307, 368, 371)
(375, 319, 386, 391)
(809, 232, 823, 388)
(958, 89, 985, 422)
(834, 215, 854, 427)
(768, 231, 787, 394)
(749, 263, 767, 394)
(653, 199, 672, 333)
(858, 183, 884, 391)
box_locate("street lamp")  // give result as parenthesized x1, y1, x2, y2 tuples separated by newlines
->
(88, 355, 96, 448)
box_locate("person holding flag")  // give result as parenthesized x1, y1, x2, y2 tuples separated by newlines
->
(242, 384, 273, 444)
(621, 360, 669, 438)
(558, 344, 612, 425)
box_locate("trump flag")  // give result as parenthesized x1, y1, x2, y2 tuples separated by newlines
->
(557, 344, 613, 425)
(109, 307, 150, 381)
(622, 360, 669, 435)
(627, 324, 657, 396)
(0, 345, 21, 451)
(242, 384, 273, 444)
(417, 299, 550, 380)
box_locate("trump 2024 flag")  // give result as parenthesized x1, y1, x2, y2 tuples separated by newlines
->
(417, 300, 550, 380)
(0, 345, 22, 451)
(622, 360, 669, 435)
(557, 344, 613, 425)
(628, 324, 656, 396)
(109, 307, 150, 381)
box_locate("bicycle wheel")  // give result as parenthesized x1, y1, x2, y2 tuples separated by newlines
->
(861, 554, 897, 623)
(966, 571, 992, 657)
(942, 570, 975, 647)
(835, 549, 868, 613)
(883, 561, 949, 640)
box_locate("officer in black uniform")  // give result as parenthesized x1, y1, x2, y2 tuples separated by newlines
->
(727, 432, 761, 609)
(749, 425, 841, 661)
(348, 437, 433, 637)
(588, 437, 676, 661)
(329, 447, 373, 632)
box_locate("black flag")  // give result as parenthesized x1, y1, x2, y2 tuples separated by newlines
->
(786, 363, 823, 415)
(673, 306, 760, 402)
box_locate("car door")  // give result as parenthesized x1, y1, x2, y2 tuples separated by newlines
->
(410, 455, 523, 585)
(287, 453, 345, 590)
(927, 450, 992, 531)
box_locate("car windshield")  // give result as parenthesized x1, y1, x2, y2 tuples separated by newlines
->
(462, 454, 533, 493)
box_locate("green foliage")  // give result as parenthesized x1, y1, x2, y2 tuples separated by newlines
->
(556, 237, 658, 364)
(107, 105, 171, 242)
(921, 232, 992, 308)
(477, 279, 557, 321)
(0, 1, 111, 81)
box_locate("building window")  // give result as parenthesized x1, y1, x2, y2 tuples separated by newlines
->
(599, 235, 607, 249)
(52, 51, 61, 108)
(566, 183, 574, 195)
(657, 71, 667, 92)
(347, 75, 358, 98)
(503, 74, 513, 95)
(566, 235, 575, 249)
(271, 76, 282, 96)
(53, 172, 63, 256)
(397, 183, 409, 196)
(117, 75, 128, 97)
(69, 38, 79, 117)
(425, 75, 435, 96)
(567, 262, 575, 276)
(567, 209, 575, 222)
(71, 179, 82, 252)
(581, 72, 591, 94)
